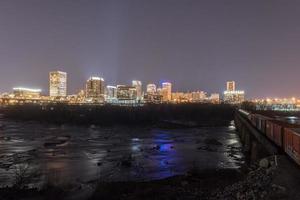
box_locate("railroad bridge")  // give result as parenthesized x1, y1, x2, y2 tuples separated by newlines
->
(234, 109, 300, 164)
(234, 110, 279, 161)
(234, 109, 300, 198)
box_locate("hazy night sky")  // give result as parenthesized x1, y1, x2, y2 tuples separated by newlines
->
(0, 0, 299, 98)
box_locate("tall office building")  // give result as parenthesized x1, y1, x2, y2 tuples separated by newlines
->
(85, 77, 105, 99)
(132, 80, 142, 100)
(106, 85, 117, 99)
(146, 84, 157, 94)
(226, 81, 236, 91)
(224, 81, 245, 104)
(145, 83, 162, 103)
(49, 71, 67, 97)
(162, 82, 172, 102)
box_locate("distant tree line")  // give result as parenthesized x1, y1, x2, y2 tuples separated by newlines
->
(0, 103, 236, 126)
(241, 101, 256, 112)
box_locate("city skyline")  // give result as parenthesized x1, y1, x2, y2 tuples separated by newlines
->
(2, 69, 230, 95)
(2, 67, 235, 96)
(0, 1, 300, 98)
(0, 69, 233, 105)
(1, 68, 298, 100)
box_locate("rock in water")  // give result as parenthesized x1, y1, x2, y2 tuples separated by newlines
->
(259, 158, 269, 168)
(204, 138, 222, 146)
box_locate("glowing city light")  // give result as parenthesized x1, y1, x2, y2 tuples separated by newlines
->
(13, 87, 42, 93)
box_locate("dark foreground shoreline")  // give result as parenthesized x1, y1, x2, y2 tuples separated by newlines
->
(0, 168, 244, 200)
(0, 156, 289, 200)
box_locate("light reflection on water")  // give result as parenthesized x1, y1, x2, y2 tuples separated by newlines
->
(275, 116, 300, 125)
(0, 117, 244, 187)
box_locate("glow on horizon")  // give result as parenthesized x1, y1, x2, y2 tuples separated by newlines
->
(13, 87, 42, 93)
(89, 77, 104, 81)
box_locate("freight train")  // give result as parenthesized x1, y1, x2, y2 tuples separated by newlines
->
(238, 109, 300, 165)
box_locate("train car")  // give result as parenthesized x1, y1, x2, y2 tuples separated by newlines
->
(284, 128, 300, 165)
(238, 109, 254, 123)
(266, 120, 284, 147)
(254, 114, 272, 134)
(249, 114, 256, 126)
(266, 120, 300, 147)
(238, 109, 251, 119)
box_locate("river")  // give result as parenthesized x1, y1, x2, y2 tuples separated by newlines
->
(0, 114, 244, 187)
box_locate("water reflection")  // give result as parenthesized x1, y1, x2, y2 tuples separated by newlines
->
(0, 117, 244, 187)
(275, 116, 300, 125)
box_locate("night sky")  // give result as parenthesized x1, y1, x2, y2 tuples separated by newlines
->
(0, 0, 299, 98)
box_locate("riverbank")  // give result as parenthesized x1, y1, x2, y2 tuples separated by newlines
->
(0, 169, 240, 200)
(0, 168, 245, 200)
(88, 156, 287, 200)
(0, 156, 293, 200)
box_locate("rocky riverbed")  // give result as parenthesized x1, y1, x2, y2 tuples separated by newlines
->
(88, 156, 287, 200)
(0, 156, 289, 200)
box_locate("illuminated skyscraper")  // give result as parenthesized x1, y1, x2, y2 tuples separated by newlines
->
(49, 71, 67, 97)
(162, 82, 172, 102)
(226, 81, 236, 91)
(132, 80, 142, 100)
(224, 81, 245, 104)
(145, 83, 162, 103)
(146, 84, 157, 94)
(106, 85, 117, 99)
(224, 90, 245, 104)
(85, 77, 105, 100)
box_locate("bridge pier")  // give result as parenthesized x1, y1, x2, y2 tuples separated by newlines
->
(234, 111, 279, 162)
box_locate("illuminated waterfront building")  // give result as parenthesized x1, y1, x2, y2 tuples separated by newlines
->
(66, 94, 83, 104)
(13, 87, 42, 99)
(162, 82, 172, 102)
(85, 77, 105, 102)
(171, 91, 210, 103)
(226, 81, 236, 91)
(105, 85, 117, 102)
(209, 93, 220, 103)
(144, 83, 162, 103)
(191, 91, 207, 102)
(224, 90, 245, 104)
(49, 71, 67, 97)
(146, 84, 157, 94)
(72, 89, 86, 104)
(132, 80, 142, 100)
(253, 98, 299, 111)
(77, 90, 85, 98)
(144, 93, 163, 104)
(223, 81, 245, 104)
(117, 85, 137, 101)
(171, 92, 187, 103)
